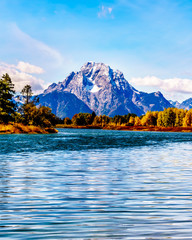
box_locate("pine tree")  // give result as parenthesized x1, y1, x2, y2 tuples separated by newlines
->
(21, 84, 33, 104)
(0, 73, 15, 123)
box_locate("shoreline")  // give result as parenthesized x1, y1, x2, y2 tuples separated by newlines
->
(0, 123, 58, 134)
(56, 124, 192, 132)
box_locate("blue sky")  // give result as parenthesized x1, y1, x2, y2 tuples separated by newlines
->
(1, 0, 192, 101)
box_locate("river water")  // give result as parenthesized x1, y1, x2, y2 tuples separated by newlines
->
(1, 129, 192, 239)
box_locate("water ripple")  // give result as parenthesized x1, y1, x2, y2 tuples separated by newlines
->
(0, 129, 192, 239)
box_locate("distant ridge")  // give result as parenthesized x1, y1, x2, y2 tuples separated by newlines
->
(179, 98, 192, 110)
(169, 98, 192, 110)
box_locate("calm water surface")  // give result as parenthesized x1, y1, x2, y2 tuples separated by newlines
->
(1, 129, 192, 239)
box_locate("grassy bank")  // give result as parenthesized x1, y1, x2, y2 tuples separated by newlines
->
(0, 123, 58, 134)
(56, 124, 192, 132)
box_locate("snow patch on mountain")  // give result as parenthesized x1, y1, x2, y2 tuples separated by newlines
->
(41, 62, 173, 117)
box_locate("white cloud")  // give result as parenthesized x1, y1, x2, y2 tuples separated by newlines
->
(98, 6, 113, 18)
(0, 61, 45, 93)
(130, 76, 192, 93)
(108, 7, 113, 14)
(17, 61, 44, 74)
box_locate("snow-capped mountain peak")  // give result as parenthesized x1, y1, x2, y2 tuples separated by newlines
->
(40, 62, 173, 117)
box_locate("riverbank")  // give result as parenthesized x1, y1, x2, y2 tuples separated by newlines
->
(0, 123, 58, 134)
(56, 124, 192, 132)
(104, 125, 192, 132)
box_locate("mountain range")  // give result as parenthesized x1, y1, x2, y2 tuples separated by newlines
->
(37, 62, 192, 119)
(171, 98, 192, 110)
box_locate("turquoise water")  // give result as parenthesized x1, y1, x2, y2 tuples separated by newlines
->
(1, 129, 192, 239)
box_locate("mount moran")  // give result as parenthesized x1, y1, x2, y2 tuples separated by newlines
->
(38, 62, 177, 119)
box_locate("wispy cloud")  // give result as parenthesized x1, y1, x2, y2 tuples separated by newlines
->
(0, 61, 45, 93)
(130, 76, 192, 94)
(11, 23, 64, 67)
(98, 6, 113, 18)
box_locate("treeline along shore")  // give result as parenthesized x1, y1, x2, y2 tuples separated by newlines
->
(0, 73, 57, 134)
(57, 108, 192, 132)
(1, 72, 192, 133)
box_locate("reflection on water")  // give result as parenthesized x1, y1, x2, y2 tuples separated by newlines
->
(0, 129, 192, 239)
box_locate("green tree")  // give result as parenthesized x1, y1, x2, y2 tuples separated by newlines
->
(162, 108, 176, 127)
(113, 115, 126, 125)
(21, 102, 56, 127)
(64, 117, 72, 125)
(20, 85, 56, 127)
(91, 111, 96, 124)
(175, 109, 186, 127)
(0, 73, 15, 123)
(71, 113, 85, 126)
(34, 106, 57, 127)
(21, 84, 33, 104)
(71, 112, 96, 126)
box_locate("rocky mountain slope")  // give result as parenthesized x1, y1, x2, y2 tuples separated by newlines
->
(39, 62, 173, 117)
(38, 91, 92, 119)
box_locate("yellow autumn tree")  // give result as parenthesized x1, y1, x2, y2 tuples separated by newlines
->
(134, 116, 142, 126)
(129, 116, 135, 126)
(141, 111, 157, 126)
(157, 111, 163, 127)
(183, 109, 192, 127)
(175, 109, 186, 127)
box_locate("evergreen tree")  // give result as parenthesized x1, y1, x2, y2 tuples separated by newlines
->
(0, 73, 15, 123)
(91, 111, 96, 123)
(21, 84, 33, 104)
